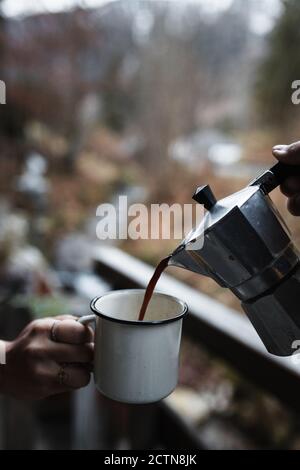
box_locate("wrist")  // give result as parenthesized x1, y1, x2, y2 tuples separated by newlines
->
(0, 341, 10, 394)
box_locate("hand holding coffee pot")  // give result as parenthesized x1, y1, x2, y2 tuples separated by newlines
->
(273, 141, 300, 216)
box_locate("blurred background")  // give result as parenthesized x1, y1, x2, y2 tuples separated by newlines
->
(1, 0, 300, 450)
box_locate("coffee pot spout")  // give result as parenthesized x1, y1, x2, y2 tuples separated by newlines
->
(169, 243, 213, 279)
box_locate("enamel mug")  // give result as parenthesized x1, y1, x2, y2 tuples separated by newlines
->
(79, 289, 188, 404)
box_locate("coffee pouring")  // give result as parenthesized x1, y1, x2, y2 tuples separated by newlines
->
(169, 162, 300, 357)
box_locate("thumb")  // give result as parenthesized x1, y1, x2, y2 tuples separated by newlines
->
(273, 142, 300, 165)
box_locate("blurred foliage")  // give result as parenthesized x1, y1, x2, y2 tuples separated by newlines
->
(256, 0, 300, 128)
(13, 294, 70, 319)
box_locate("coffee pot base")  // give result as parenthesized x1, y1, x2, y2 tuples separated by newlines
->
(242, 264, 300, 357)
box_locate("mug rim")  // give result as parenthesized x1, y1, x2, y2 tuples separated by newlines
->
(90, 289, 188, 326)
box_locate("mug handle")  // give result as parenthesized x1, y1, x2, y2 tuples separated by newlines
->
(78, 314, 96, 326)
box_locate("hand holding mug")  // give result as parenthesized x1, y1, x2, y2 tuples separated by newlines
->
(1, 315, 94, 400)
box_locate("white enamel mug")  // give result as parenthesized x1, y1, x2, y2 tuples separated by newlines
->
(79, 289, 188, 404)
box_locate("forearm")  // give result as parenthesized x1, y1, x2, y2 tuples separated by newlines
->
(0, 340, 8, 394)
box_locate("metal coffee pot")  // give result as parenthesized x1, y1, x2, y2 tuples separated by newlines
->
(170, 162, 300, 356)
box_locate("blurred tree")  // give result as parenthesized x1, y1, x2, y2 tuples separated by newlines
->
(0, 0, 26, 141)
(3, 6, 134, 169)
(135, 0, 252, 191)
(256, 0, 300, 127)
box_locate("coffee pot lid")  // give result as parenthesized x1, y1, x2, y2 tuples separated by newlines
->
(186, 184, 259, 244)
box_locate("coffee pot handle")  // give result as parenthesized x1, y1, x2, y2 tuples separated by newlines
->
(250, 162, 300, 194)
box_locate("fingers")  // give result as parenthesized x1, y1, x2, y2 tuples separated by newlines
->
(287, 195, 300, 217)
(54, 315, 77, 321)
(58, 364, 91, 390)
(63, 364, 91, 389)
(273, 141, 300, 164)
(48, 341, 94, 364)
(51, 319, 94, 345)
(49, 319, 94, 365)
(44, 362, 91, 394)
(273, 142, 300, 216)
(281, 177, 300, 197)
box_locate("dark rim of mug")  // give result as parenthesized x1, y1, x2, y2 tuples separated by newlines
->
(90, 289, 188, 326)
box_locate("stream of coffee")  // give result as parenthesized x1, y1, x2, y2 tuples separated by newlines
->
(138, 255, 171, 321)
